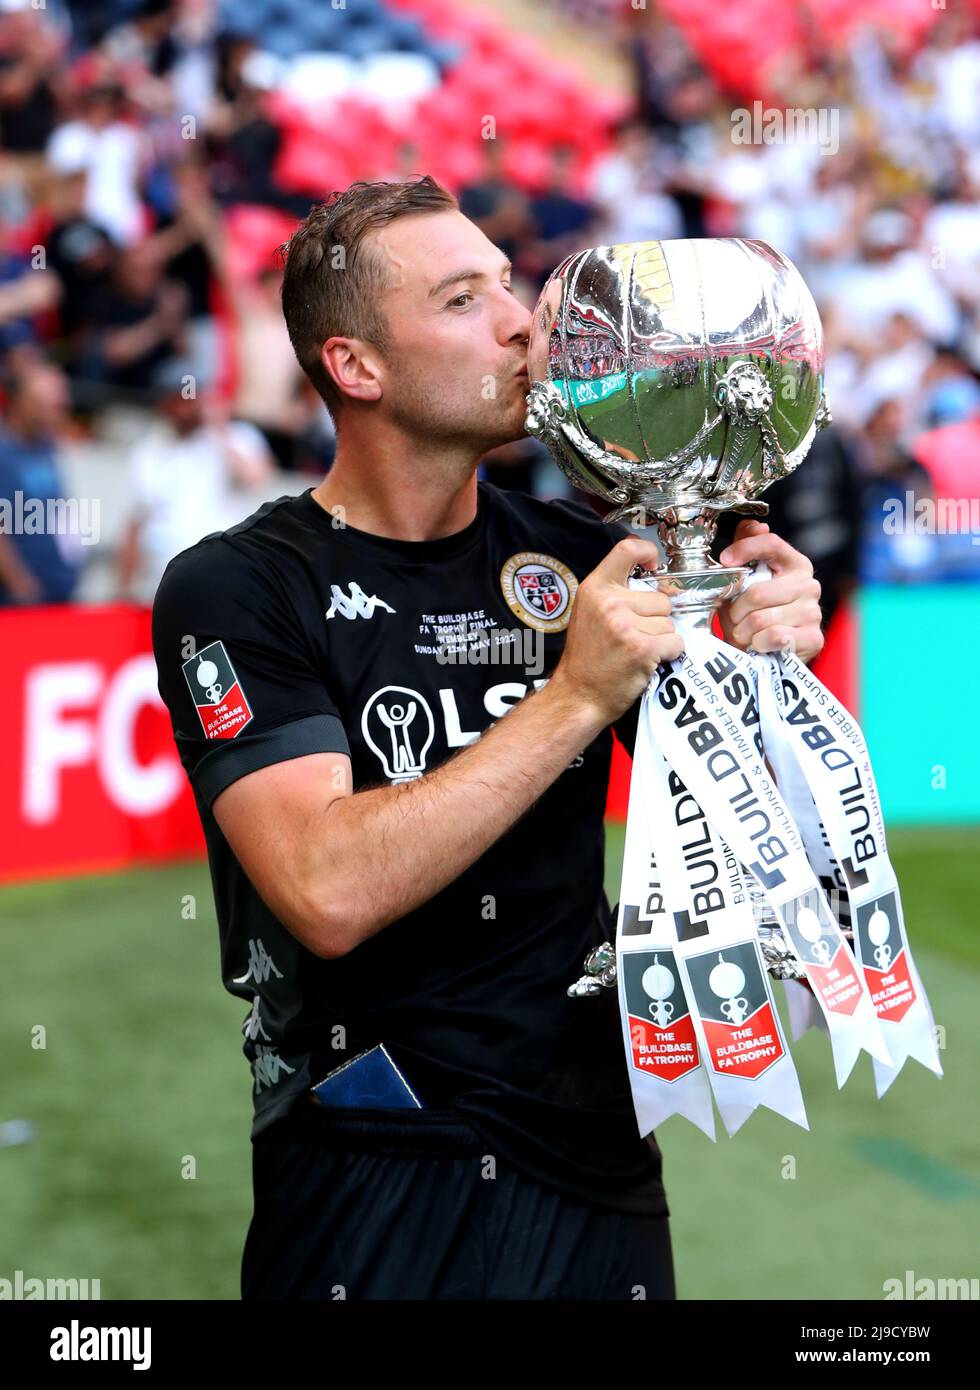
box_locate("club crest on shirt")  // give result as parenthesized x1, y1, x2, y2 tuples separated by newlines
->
(500, 551, 577, 632)
(182, 640, 253, 740)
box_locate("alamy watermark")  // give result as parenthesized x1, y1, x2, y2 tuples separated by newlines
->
(0, 491, 100, 546)
(731, 101, 840, 157)
(883, 492, 980, 545)
(883, 1270, 978, 1300)
(0, 1269, 101, 1299)
(50, 1321, 150, 1370)
(435, 622, 544, 676)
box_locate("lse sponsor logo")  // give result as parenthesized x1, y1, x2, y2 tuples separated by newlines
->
(361, 679, 550, 781)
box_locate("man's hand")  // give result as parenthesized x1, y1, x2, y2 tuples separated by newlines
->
(552, 536, 685, 725)
(717, 520, 824, 663)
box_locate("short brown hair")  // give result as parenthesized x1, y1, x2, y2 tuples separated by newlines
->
(278, 176, 458, 424)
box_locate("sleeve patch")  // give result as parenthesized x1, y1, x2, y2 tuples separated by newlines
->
(182, 640, 254, 740)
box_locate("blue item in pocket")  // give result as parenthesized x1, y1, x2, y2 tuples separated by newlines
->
(310, 1044, 425, 1109)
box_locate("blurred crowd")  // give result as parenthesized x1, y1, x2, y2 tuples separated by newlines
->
(0, 0, 977, 611)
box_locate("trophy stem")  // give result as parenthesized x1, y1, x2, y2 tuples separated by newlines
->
(657, 506, 718, 573)
(634, 563, 751, 632)
(629, 506, 752, 631)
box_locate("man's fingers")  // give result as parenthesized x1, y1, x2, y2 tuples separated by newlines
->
(634, 617, 685, 666)
(731, 518, 770, 542)
(596, 535, 661, 586)
(720, 530, 813, 574)
(655, 633, 686, 663)
(634, 622, 685, 662)
(622, 586, 673, 618)
(750, 623, 825, 660)
(632, 615, 679, 638)
(730, 596, 822, 649)
(726, 575, 821, 628)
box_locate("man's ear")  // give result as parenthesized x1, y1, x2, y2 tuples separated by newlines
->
(321, 337, 383, 404)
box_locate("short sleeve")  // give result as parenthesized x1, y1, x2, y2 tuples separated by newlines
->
(151, 537, 350, 811)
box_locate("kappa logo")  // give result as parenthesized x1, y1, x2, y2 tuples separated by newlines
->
(362, 685, 435, 782)
(233, 938, 283, 985)
(500, 551, 577, 633)
(182, 641, 253, 740)
(242, 997, 271, 1043)
(251, 1046, 295, 1093)
(326, 581, 396, 621)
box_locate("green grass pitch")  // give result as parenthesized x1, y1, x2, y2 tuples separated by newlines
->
(0, 826, 976, 1299)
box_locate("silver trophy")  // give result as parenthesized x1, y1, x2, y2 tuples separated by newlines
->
(522, 239, 832, 992)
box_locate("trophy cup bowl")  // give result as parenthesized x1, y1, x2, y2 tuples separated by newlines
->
(525, 239, 832, 990)
(524, 237, 830, 631)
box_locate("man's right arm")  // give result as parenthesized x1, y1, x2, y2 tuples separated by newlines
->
(214, 671, 602, 957)
(211, 536, 682, 959)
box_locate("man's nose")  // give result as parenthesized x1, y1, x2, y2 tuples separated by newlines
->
(501, 292, 532, 347)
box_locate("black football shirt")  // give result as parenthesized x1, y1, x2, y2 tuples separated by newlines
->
(151, 480, 667, 1217)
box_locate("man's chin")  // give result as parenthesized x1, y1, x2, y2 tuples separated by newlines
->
(494, 425, 530, 449)
(423, 398, 532, 455)
(488, 399, 533, 448)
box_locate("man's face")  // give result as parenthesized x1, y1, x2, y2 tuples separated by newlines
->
(365, 210, 533, 450)
(163, 390, 203, 435)
(18, 365, 69, 431)
(117, 244, 159, 298)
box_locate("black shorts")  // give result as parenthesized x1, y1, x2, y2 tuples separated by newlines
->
(241, 1103, 676, 1301)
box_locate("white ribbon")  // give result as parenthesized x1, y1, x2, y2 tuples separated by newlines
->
(613, 560, 942, 1138)
(700, 638, 840, 1043)
(647, 628, 892, 1084)
(615, 697, 717, 1140)
(752, 647, 943, 1096)
(632, 702, 808, 1136)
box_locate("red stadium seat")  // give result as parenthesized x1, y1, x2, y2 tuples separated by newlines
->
(223, 205, 302, 282)
(500, 138, 555, 195)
